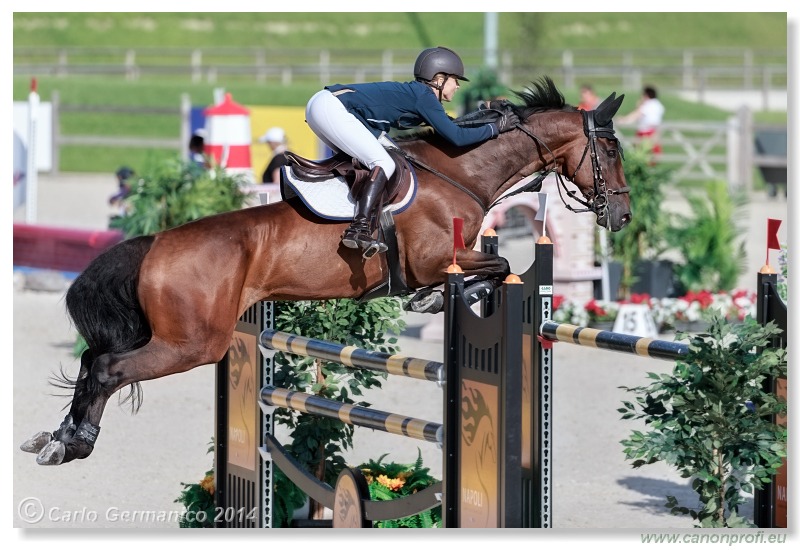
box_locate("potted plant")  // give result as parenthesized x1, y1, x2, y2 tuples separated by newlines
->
(618, 314, 787, 527)
(357, 451, 442, 528)
(606, 147, 676, 299)
(584, 299, 620, 330)
(109, 157, 246, 237)
(271, 297, 407, 524)
(649, 288, 758, 334)
(459, 67, 508, 113)
(174, 442, 216, 528)
(665, 179, 747, 294)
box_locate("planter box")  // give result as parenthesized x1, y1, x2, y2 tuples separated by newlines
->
(595, 260, 678, 300)
(594, 261, 623, 301)
(631, 260, 678, 299)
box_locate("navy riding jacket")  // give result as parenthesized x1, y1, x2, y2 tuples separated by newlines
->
(325, 80, 497, 146)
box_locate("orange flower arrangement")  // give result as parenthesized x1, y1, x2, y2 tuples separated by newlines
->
(376, 474, 406, 492)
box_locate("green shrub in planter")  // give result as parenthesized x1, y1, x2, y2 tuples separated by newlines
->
(619, 313, 787, 527)
(109, 158, 246, 237)
(272, 298, 406, 522)
(778, 245, 788, 301)
(666, 180, 747, 293)
(174, 441, 216, 528)
(607, 147, 674, 298)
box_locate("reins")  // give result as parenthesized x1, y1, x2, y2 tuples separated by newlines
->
(395, 108, 629, 222)
(394, 148, 489, 214)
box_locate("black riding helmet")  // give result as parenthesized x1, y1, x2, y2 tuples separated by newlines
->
(413, 46, 470, 83)
(116, 166, 135, 181)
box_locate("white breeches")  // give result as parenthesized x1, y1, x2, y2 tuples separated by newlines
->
(305, 89, 396, 178)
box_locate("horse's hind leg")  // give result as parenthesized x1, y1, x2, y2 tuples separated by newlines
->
(20, 352, 94, 455)
(34, 350, 117, 465)
(35, 335, 226, 466)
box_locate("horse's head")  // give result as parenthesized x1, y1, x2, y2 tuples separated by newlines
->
(571, 92, 632, 231)
(506, 78, 632, 232)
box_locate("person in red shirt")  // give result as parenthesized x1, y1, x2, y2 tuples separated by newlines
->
(577, 84, 600, 111)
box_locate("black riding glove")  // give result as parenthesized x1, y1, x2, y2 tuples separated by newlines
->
(491, 113, 520, 136)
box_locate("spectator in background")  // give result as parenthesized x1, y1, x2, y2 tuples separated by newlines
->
(109, 166, 135, 219)
(189, 131, 211, 169)
(617, 84, 665, 154)
(258, 127, 288, 184)
(577, 84, 600, 111)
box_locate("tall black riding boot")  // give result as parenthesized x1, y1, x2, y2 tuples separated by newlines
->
(342, 166, 389, 258)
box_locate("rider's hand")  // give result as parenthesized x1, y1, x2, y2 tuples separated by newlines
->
(494, 113, 520, 134)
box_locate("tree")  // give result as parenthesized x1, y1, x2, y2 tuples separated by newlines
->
(272, 297, 406, 523)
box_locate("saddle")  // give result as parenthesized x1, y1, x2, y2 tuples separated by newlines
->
(281, 147, 416, 301)
(284, 148, 413, 209)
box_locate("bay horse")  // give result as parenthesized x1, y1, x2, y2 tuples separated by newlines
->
(22, 77, 630, 465)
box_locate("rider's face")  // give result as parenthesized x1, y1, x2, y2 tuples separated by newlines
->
(440, 76, 460, 102)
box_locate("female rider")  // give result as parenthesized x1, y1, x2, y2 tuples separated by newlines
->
(305, 46, 519, 257)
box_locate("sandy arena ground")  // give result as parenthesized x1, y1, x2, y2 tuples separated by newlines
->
(10, 172, 790, 544)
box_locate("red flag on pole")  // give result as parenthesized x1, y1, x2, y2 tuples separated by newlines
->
(452, 217, 465, 267)
(767, 219, 782, 250)
(766, 218, 782, 266)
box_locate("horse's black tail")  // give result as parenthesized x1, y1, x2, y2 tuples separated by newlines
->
(66, 236, 154, 354)
(62, 236, 155, 413)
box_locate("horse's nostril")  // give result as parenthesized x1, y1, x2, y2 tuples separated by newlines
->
(622, 214, 632, 226)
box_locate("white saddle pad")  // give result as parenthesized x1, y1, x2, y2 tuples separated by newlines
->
(281, 165, 417, 221)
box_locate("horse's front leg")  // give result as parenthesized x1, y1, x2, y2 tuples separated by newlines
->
(405, 250, 510, 314)
(454, 248, 511, 281)
(452, 248, 512, 307)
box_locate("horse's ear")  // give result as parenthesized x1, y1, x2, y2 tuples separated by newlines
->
(595, 93, 625, 127)
(592, 91, 616, 113)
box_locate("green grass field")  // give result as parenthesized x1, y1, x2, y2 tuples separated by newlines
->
(13, 12, 787, 174)
(13, 12, 787, 51)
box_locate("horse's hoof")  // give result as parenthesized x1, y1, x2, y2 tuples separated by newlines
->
(408, 291, 444, 314)
(20, 431, 54, 454)
(36, 440, 66, 465)
(464, 280, 495, 305)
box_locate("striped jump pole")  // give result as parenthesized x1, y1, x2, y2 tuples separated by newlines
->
(539, 321, 689, 361)
(260, 386, 443, 445)
(259, 329, 443, 383)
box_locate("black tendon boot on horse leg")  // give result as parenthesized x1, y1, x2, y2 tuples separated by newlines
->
(341, 166, 388, 258)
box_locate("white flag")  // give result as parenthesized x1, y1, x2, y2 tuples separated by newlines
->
(533, 192, 548, 237)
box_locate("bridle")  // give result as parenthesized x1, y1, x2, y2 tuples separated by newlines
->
(396, 107, 629, 224)
(504, 109, 630, 226)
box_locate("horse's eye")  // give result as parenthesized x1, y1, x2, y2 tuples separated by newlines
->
(607, 149, 618, 159)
